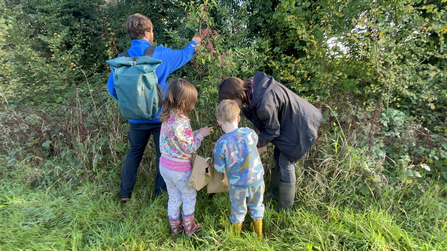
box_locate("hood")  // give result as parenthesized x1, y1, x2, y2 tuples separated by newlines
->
(251, 71, 277, 105)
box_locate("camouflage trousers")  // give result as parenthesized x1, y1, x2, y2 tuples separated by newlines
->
(229, 181, 265, 224)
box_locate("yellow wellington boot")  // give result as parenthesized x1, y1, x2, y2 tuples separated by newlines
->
(251, 219, 263, 237)
(231, 222, 242, 234)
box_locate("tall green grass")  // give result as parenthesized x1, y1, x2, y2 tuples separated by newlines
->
(1, 152, 446, 250)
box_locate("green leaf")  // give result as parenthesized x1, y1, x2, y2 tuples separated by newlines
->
(42, 140, 52, 148)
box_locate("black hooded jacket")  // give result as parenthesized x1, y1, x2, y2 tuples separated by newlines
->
(242, 72, 322, 163)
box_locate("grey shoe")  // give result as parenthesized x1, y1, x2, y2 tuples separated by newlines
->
(264, 168, 281, 200)
(274, 181, 296, 214)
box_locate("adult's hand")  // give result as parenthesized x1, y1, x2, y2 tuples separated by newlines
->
(192, 34, 202, 46)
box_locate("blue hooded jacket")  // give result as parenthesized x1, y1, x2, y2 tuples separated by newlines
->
(107, 39, 197, 123)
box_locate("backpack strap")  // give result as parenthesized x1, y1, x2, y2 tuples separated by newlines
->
(144, 46, 156, 57)
(119, 46, 155, 57)
(119, 50, 130, 57)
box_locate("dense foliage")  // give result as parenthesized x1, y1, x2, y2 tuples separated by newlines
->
(0, 0, 446, 249)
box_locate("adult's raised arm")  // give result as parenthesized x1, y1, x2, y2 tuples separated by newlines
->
(164, 35, 201, 74)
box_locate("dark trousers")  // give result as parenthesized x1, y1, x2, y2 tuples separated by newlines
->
(274, 147, 296, 184)
(120, 122, 166, 198)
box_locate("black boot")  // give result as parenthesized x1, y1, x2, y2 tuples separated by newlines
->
(275, 181, 295, 214)
(264, 168, 281, 200)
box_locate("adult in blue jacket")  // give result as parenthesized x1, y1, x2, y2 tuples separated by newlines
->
(107, 13, 201, 201)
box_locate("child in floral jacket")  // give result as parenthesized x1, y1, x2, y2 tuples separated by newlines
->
(159, 78, 213, 237)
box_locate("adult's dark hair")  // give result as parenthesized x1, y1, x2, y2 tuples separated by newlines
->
(217, 77, 253, 104)
(126, 13, 153, 40)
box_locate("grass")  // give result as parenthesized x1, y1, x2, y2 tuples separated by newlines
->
(1, 154, 446, 251)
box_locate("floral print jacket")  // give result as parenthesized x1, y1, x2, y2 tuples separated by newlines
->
(160, 110, 203, 160)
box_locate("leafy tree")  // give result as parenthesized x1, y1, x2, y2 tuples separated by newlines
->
(0, 0, 108, 104)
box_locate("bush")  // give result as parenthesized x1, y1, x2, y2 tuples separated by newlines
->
(0, 0, 446, 199)
(0, 0, 109, 104)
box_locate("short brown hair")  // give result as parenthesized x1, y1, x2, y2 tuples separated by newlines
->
(126, 13, 153, 40)
(218, 77, 253, 104)
(215, 99, 240, 123)
(160, 78, 198, 123)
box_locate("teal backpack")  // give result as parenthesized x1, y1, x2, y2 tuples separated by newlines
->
(106, 47, 163, 120)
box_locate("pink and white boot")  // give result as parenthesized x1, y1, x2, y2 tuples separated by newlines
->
(182, 212, 202, 237)
(168, 216, 183, 235)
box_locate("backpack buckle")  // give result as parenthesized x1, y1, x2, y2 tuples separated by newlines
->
(131, 57, 137, 66)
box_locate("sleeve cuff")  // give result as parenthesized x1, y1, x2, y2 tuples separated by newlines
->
(196, 134, 204, 141)
(189, 40, 198, 48)
(257, 139, 267, 148)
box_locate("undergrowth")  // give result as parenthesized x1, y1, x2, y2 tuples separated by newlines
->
(1, 80, 447, 250)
